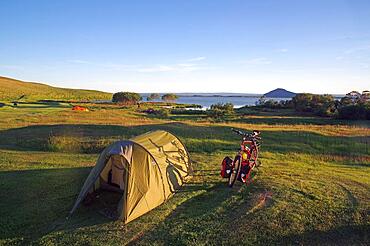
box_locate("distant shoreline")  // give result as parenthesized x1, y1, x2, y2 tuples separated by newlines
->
(179, 95, 261, 98)
(140, 93, 345, 99)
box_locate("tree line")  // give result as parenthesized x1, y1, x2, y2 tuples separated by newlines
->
(259, 90, 370, 120)
(112, 92, 179, 104)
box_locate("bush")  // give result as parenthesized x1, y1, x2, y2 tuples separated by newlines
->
(337, 103, 370, 120)
(162, 93, 179, 102)
(292, 93, 336, 116)
(171, 109, 205, 115)
(155, 108, 170, 118)
(260, 99, 293, 109)
(112, 92, 142, 104)
(147, 93, 160, 101)
(207, 103, 234, 119)
(143, 108, 170, 118)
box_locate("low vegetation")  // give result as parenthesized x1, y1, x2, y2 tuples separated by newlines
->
(292, 93, 337, 116)
(162, 93, 179, 102)
(112, 92, 142, 105)
(207, 102, 235, 119)
(146, 93, 160, 101)
(338, 104, 370, 120)
(256, 91, 370, 120)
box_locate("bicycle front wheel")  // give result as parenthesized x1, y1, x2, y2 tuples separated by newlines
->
(251, 148, 260, 167)
(228, 156, 242, 188)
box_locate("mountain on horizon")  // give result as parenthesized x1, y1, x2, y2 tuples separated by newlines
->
(264, 88, 296, 98)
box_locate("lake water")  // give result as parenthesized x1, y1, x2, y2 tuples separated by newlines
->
(170, 96, 260, 108)
(140, 94, 291, 109)
(98, 93, 343, 109)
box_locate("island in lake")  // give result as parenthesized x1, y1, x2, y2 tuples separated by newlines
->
(263, 88, 296, 98)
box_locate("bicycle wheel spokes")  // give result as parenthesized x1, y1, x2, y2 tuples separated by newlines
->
(228, 156, 241, 188)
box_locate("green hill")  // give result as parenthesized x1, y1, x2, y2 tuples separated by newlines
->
(0, 76, 112, 101)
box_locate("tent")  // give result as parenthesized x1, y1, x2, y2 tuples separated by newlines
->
(69, 130, 192, 223)
(72, 105, 89, 111)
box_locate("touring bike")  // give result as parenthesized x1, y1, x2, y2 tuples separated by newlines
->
(221, 128, 261, 187)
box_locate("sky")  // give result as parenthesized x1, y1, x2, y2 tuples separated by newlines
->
(0, 0, 369, 94)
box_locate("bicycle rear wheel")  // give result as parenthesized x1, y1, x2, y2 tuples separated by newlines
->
(228, 156, 242, 188)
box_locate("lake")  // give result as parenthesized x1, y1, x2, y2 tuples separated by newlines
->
(140, 93, 291, 109)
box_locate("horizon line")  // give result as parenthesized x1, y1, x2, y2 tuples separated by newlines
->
(0, 75, 357, 96)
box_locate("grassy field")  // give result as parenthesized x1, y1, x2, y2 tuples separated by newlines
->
(0, 76, 111, 101)
(0, 101, 369, 245)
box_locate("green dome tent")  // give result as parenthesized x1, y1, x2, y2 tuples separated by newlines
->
(70, 130, 192, 223)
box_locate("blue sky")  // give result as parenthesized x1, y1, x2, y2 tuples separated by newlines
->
(0, 0, 369, 93)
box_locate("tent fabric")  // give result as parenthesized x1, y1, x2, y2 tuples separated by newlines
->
(70, 130, 191, 224)
(101, 155, 127, 189)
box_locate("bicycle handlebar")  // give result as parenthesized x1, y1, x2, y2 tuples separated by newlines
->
(231, 128, 244, 135)
(231, 128, 261, 140)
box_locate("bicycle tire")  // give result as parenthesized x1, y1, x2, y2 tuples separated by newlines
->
(228, 156, 242, 188)
(251, 148, 260, 167)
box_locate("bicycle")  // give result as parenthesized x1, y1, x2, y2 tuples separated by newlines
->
(221, 128, 261, 187)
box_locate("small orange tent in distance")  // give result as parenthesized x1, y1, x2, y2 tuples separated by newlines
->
(72, 105, 89, 111)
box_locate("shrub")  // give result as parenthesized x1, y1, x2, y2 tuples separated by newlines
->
(337, 103, 370, 120)
(147, 93, 160, 101)
(162, 93, 179, 102)
(143, 108, 170, 118)
(156, 108, 170, 117)
(207, 103, 234, 119)
(257, 96, 267, 105)
(260, 99, 293, 109)
(112, 92, 142, 104)
(340, 96, 354, 106)
(171, 109, 205, 115)
(292, 93, 336, 116)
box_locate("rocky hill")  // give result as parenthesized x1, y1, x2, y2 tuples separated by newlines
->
(264, 88, 296, 98)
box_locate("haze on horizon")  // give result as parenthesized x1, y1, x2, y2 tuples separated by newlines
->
(0, 0, 369, 94)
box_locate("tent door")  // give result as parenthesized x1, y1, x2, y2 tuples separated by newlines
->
(111, 162, 125, 190)
(98, 155, 129, 219)
(100, 155, 128, 192)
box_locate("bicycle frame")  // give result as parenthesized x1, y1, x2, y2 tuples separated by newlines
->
(234, 138, 259, 183)
(221, 128, 261, 187)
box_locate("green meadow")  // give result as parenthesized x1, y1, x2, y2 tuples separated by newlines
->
(0, 76, 111, 101)
(0, 101, 369, 245)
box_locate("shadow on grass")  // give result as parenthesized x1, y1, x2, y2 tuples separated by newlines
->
(0, 167, 112, 243)
(0, 165, 241, 244)
(128, 178, 273, 245)
(233, 116, 364, 126)
(11, 101, 71, 109)
(127, 182, 240, 245)
(0, 123, 368, 157)
(275, 224, 369, 245)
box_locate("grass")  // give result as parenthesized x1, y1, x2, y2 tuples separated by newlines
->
(0, 76, 111, 101)
(0, 101, 369, 245)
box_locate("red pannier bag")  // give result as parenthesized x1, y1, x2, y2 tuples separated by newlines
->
(221, 156, 233, 178)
